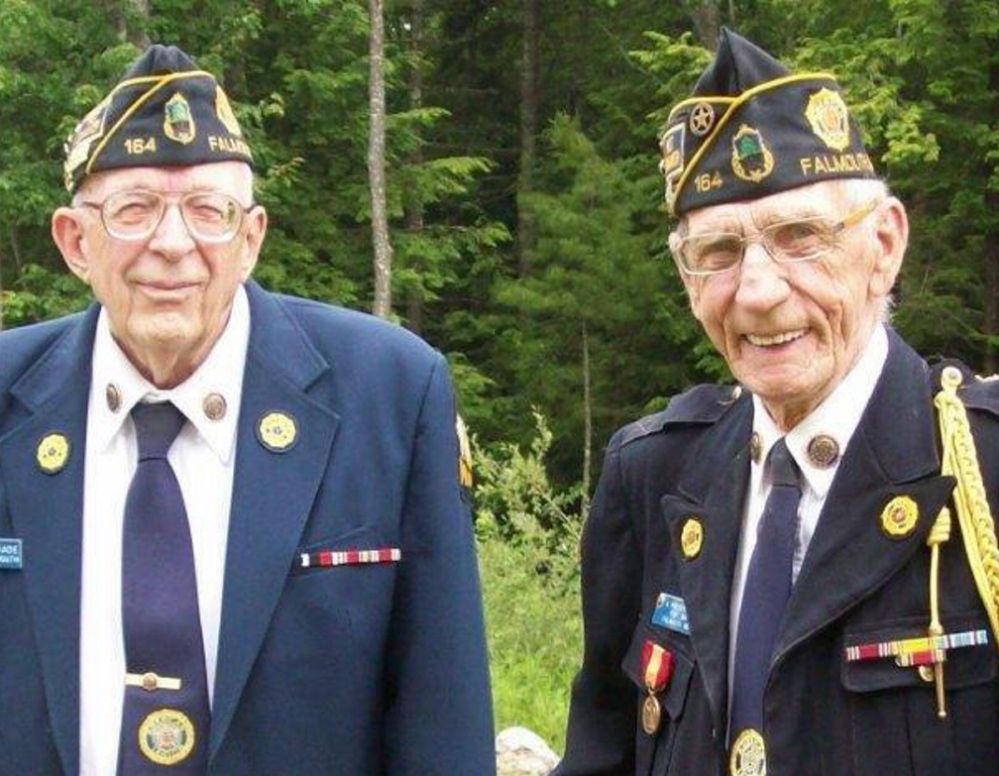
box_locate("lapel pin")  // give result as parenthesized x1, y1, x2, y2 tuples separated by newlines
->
(106, 383, 122, 412)
(203, 392, 227, 421)
(257, 411, 298, 452)
(881, 495, 919, 539)
(36, 432, 70, 474)
(0, 538, 23, 571)
(749, 432, 761, 464)
(680, 517, 703, 560)
(806, 434, 839, 468)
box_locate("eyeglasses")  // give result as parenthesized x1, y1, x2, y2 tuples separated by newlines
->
(78, 190, 251, 243)
(672, 199, 882, 277)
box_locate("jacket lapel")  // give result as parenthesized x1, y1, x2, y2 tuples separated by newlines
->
(209, 284, 340, 759)
(776, 330, 955, 659)
(660, 393, 753, 733)
(0, 307, 98, 776)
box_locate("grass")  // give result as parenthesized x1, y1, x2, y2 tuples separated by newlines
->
(479, 530, 582, 755)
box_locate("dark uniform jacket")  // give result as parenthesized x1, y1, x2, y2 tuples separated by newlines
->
(0, 281, 495, 776)
(555, 330, 999, 776)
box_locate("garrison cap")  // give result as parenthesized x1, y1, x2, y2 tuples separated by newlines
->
(63, 45, 252, 192)
(659, 28, 875, 216)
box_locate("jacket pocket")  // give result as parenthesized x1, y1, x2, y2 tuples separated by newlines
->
(841, 613, 999, 776)
(621, 622, 695, 776)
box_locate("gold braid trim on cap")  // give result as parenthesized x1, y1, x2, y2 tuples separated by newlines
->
(934, 366, 999, 651)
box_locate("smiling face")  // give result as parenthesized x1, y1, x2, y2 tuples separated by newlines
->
(52, 161, 267, 388)
(676, 180, 907, 430)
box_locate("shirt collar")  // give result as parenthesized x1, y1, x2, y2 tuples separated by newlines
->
(751, 323, 889, 496)
(89, 284, 251, 463)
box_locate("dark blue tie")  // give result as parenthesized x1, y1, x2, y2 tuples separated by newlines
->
(730, 438, 801, 742)
(118, 402, 210, 774)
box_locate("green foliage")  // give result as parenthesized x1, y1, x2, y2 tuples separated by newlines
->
(474, 413, 582, 752)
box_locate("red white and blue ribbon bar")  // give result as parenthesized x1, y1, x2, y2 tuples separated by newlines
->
(298, 548, 402, 569)
(845, 629, 989, 665)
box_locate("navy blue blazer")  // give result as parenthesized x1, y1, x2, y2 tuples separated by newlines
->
(0, 281, 495, 775)
(555, 331, 999, 776)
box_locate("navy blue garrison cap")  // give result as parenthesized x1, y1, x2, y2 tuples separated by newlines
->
(63, 45, 252, 192)
(659, 28, 876, 216)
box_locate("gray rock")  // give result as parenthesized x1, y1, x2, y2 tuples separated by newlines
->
(495, 726, 560, 776)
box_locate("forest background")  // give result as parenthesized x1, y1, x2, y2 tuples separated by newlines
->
(2, 0, 998, 754)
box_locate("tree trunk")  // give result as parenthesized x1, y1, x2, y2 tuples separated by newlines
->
(984, 189, 998, 374)
(517, 0, 540, 277)
(369, 0, 394, 320)
(404, 0, 426, 335)
(685, 0, 720, 50)
(112, 0, 151, 48)
(581, 323, 592, 521)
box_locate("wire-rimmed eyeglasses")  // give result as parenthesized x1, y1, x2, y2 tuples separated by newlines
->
(671, 199, 882, 277)
(78, 189, 252, 243)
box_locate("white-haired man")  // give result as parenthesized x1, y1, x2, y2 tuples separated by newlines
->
(555, 28, 999, 776)
(0, 45, 493, 776)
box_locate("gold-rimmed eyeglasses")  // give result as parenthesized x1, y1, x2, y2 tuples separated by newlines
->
(671, 198, 882, 277)
(78, 190, 252, 243)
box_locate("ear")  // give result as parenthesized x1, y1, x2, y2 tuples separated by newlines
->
(51, 207, 93, 283)
(238, 205, 268, 280)
(868, 197, 908, 299)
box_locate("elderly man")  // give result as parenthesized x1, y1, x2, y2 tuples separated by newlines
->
(554, 29, 999, 776)
(0, 45, 494, 776)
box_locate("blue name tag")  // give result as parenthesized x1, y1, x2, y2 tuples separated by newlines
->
(652, 592, 689, 635)
(0, 538, 22, 570)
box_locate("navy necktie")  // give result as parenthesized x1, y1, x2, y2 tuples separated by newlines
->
(118, 402, 210, 774)
(730, 438, 801, 742)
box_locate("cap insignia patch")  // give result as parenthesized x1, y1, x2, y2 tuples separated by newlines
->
(163, 92, 196, 145)
(215, 86, 242, 137)
(805, 88, 851, 152)
(731, 124, 774, 183)
(660, 123, 686, 208)
(688, 102, 715, 136)
(64, 96, 111, 188)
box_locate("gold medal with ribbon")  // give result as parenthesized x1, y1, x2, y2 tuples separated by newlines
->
(640, 640, 674, 734)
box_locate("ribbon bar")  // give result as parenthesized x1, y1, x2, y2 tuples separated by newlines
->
(299, 547, 402, 569)
(844, 628, 989, 663)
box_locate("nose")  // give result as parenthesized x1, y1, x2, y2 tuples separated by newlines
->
(147, 202, 196, 258)
(733, 240, 791, 312)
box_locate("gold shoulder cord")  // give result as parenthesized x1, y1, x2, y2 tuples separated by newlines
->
(928, 366, 999, 718)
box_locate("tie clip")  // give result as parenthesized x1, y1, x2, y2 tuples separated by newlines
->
(125, 672, 183, 692)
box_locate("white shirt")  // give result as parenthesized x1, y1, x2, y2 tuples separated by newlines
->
(79, 286, 250, 776)
(727, 323, 889, 693)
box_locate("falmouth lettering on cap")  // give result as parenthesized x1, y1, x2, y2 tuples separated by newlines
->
(658, 28, 875, 216)
(63, 44, 253, 192)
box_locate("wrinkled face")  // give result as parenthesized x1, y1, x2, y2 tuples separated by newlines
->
(676, 181, 905, 428)
(54, 162, 266, 384)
